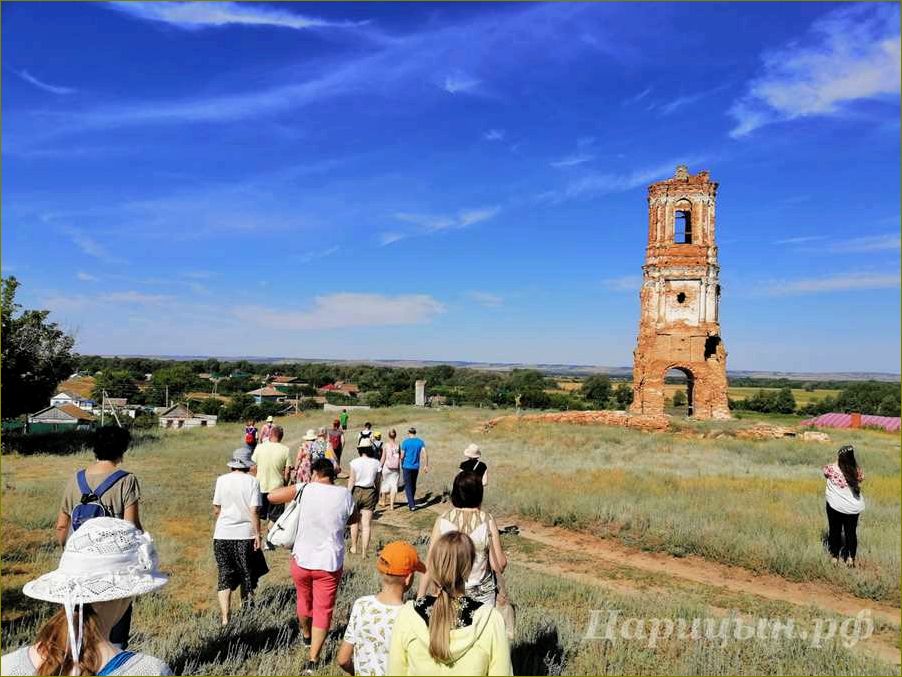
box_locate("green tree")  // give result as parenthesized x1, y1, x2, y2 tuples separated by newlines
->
(774, 387, 797, 414)
(581, 375, 612, 408)
(877, 394, 901, 417)
(1, 277, 77, 418)
(672, 389, 687, 408)
(92, 370, 139, 402)
(613, 382, 634, 409)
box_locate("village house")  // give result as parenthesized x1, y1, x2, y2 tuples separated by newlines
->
(158, 403, 218, 429)
(49, 390, 95, 411)
(28, 404, 95, 432)
(317, 381, 359, 397)
(247, 386, 287, 404)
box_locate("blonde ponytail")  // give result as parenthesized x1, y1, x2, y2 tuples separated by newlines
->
(427, 531, 476, 663)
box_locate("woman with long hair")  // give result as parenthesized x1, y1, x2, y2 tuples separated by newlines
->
(389, 532, 511, 675)
(417, 472, 507, 606)
(823, 444, 865, 567)
(1, 518, 170, 676)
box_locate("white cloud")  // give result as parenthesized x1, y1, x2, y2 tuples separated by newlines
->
(622, 87, 652, 106)
(539, 159, 693, 203)
(298, 245, 340, 262)
(15, 70, 76, 95)
(483, 129, 505, 141)
(103, 291, 171, 304)
(658, 86, 725, 116)
(729, 4, 900, 137)
(378, 232, 407, 247)
(827, 233, 900, 253)
(394, 206, 500, 232)
(764, 272, 900, 295)
(775, 235, 826, 245)
(602, 275, 641, 292)
(76, 271, 98, 282)
(550, 153, 594, 169)
(467, 291, 504, 308)
(62, 227, 123, 263)
(238, 293, 445, 330)
(443, 72, 481, 94)
(108, 2, 367, 31)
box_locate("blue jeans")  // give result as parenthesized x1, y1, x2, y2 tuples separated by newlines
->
(403, 468, 419, 510)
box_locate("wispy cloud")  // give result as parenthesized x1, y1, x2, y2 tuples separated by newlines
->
(394, 206, 500, 232)
(483, 129, 505, 141)
(550, 153, 594, 169)
(775, 235, 826, 245)
(104, 291, 171, 304)
(378, 232, 407, 247)
(776, 233, 900, 252)
(238, 293, 445, 330)
(602, 275, 642, 292)
(729, 4, 900, 137)
(763, 272, 900, 295)
(826, 233, 900, 253)
(76, 271, 98, 282)
(62, 227, 123, 263)
(539, 159, 694, 204)
(108, 2, 368, 31)
(658, 86, 726, 116)
(442, 71, 481, 94)
(467, 291, 504, 308)
(15, 69, 76, 95)
(298, 245, 340, 263)
(622, 86, 652, 106)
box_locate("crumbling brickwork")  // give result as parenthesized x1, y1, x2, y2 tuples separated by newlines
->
(629, 165, 731, 420)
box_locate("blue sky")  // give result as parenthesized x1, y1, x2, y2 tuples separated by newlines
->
(3, 2, 900, 372)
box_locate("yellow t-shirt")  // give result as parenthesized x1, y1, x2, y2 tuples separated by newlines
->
(251, 442, 289, 493)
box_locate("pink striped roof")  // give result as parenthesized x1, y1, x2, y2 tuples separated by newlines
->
(800, 412, 901, 433)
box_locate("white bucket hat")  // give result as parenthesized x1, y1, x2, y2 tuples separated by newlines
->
(304, 429, 317, 441)
(23, 518, 168, 664)
(228, 447, 254, 469)
(463, 443, 481, 459)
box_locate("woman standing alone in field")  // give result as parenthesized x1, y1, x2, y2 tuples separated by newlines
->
(823, 445, 865, 567)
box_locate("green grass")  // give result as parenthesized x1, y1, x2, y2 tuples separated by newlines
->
(1, 407, 899, 675)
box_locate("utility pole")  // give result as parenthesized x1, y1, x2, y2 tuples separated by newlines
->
(165, 385, 170, 408)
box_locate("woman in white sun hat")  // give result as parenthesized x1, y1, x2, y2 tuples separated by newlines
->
(1, 517, 171, 676)
(458, 443, 489, 487)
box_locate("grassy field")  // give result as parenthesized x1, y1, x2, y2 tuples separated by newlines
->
(2, 407, 899, 675)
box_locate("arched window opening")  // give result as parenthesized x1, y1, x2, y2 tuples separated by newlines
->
(674, 210, 692, 244)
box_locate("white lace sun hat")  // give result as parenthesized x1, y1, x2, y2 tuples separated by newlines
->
(23, 517, 168, 663)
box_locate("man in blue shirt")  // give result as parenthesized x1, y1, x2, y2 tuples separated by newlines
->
(400, 427, 428, 511)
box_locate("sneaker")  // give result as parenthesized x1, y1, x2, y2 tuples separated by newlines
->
(301, 634, 311, 647)
(302, 660, 317, 676)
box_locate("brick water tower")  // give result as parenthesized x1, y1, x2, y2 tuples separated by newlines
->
(629, 165, 731, 420)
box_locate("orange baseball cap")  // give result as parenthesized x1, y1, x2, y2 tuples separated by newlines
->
(377, 541, 426, 576)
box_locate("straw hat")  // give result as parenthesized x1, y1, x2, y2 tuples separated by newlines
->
(266, 415, 274, 423)
(304, 429, 317, 441)
(463, 443, 481, 459)
(23, 518, 168, 663)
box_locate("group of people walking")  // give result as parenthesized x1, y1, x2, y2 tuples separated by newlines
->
(0, 418, 868, 676)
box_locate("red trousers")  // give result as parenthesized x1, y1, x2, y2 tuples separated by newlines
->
(290, 559, 342, 630)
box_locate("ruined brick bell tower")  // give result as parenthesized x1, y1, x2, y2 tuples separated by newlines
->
(629, 165, 730, 420)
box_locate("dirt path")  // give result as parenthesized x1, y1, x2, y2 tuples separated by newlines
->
(377, 502, 900, 666)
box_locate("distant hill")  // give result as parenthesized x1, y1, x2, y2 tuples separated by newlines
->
(100, 354, 900, 382)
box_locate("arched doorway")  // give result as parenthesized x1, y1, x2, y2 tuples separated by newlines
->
(665, 366, 695, 417)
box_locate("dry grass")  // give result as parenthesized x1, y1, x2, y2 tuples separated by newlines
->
(1, 407, 898, 675)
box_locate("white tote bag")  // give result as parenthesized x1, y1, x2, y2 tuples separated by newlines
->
(266, 483, 306, 549)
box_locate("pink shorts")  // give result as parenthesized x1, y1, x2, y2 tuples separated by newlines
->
(290, 559, 342, 630)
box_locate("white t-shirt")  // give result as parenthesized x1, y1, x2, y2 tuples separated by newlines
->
(292, 482, 355, 571)
(351, 456, 381, 488)
(213, 472, 262, 540)
(342, 595, 404, 676)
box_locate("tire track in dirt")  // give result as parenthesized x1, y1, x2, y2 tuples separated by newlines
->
(376, 502, 900, 666)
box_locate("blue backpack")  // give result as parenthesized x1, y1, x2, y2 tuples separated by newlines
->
(71, 469, 129, 532)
